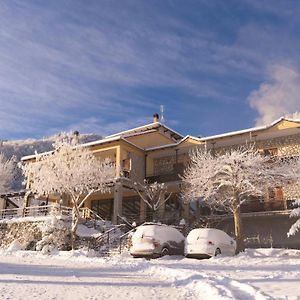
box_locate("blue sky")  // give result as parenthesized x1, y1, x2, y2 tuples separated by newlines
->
(0, 0, 299, 140)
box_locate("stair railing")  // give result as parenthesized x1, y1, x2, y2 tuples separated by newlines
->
(117, 215, 134, 231)
(95, 224, 126, 250)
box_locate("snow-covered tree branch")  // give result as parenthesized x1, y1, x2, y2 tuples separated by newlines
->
(21, 133, 115, 248)
(133, 180, 172, 221)
(182, 146, 287, 253)
(282, 156, 300, 237)
(0, 153, 16, 193)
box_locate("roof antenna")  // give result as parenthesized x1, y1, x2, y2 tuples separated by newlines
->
(160, 105, 165, 124)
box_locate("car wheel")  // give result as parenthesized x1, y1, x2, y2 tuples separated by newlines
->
(161, 247, 170, 256)
(215, 248, 221, 256)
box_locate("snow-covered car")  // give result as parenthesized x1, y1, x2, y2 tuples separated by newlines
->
(185, 228, 236, 258)
(130, 223, 185, 258)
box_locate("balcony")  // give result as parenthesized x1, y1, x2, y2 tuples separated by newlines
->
(147, 163, 185, 183)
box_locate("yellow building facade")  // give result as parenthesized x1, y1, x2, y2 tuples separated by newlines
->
(22, 116, 300, 225)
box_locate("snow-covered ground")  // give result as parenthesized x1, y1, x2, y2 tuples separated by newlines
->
(0, 248, 299, 300)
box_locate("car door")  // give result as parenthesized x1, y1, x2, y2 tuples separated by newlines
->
(228, 238, 236, 255)
(218, 232, 232, 255)
(168, 227, 184, 255)
(223, 233, 236, 255)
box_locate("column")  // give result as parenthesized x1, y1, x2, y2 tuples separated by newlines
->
(0, 197, 5, 210)
(113, 181, 123, 224)
(115, 146, 121, 178)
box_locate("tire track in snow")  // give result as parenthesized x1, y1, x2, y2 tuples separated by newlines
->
(143, 265, 273, 300)
(214, 277, 273, 300)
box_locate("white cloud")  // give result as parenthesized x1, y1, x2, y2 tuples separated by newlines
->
(249, 65, 300, 126)
(1, 1, 300, 138)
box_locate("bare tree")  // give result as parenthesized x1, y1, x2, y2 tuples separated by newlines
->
(0, 153, 15, 193)
(21, 133, 114, 249)
(182, 146, 283, 253)
(133, 180, 172, 221)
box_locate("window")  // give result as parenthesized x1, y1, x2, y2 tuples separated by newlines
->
(122, 158, 131, 177)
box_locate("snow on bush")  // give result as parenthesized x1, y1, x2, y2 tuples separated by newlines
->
(6, 240, 25, 253)
(36, 216, 69, 254)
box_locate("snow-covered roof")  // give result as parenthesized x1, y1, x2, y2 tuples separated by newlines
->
(145, 135, 202, 152)
(200, 117, 300, 142)
(83, 136, 144, 151)
(21, 136, 144, 161)
(21, 121, 184, 161)
(122, 129, 157, 138)
(105, 122, 183, 141)
(77, 135, 122, 148)
(21, 150, 54, 161)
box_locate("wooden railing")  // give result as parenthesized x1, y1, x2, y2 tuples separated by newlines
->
(81, 207, 105, 222)
(0, 204, 74, 220)
(0, 204, 111, 222)
(0, 207, 21, 219)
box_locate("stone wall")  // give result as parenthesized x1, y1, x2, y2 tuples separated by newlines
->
(257, 133, 300, 156)
(0, 220, 43, 250)
(283, 182, 300, 201)
(258, 133, 300, 201)
(0, 218, 100, 251)
(0, 218, 74, 251)
(212, 133, 300, 156)
(213, 133, 300, 202)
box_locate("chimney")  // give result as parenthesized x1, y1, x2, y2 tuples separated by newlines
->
(72, 130, 80, 145)
(153, 113, 159, 123)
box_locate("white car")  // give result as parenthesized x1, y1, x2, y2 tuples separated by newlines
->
(130, 223, 185, 258)
(185, 228, 236, 258)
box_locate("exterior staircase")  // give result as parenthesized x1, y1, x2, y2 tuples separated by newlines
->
(95, 219, 135, 256)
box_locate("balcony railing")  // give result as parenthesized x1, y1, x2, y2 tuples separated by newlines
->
(241, 199, 286, 213)
(147, 163, 185, 183)
(0, 205, 97, 221)
(146, 172, 181, 183)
